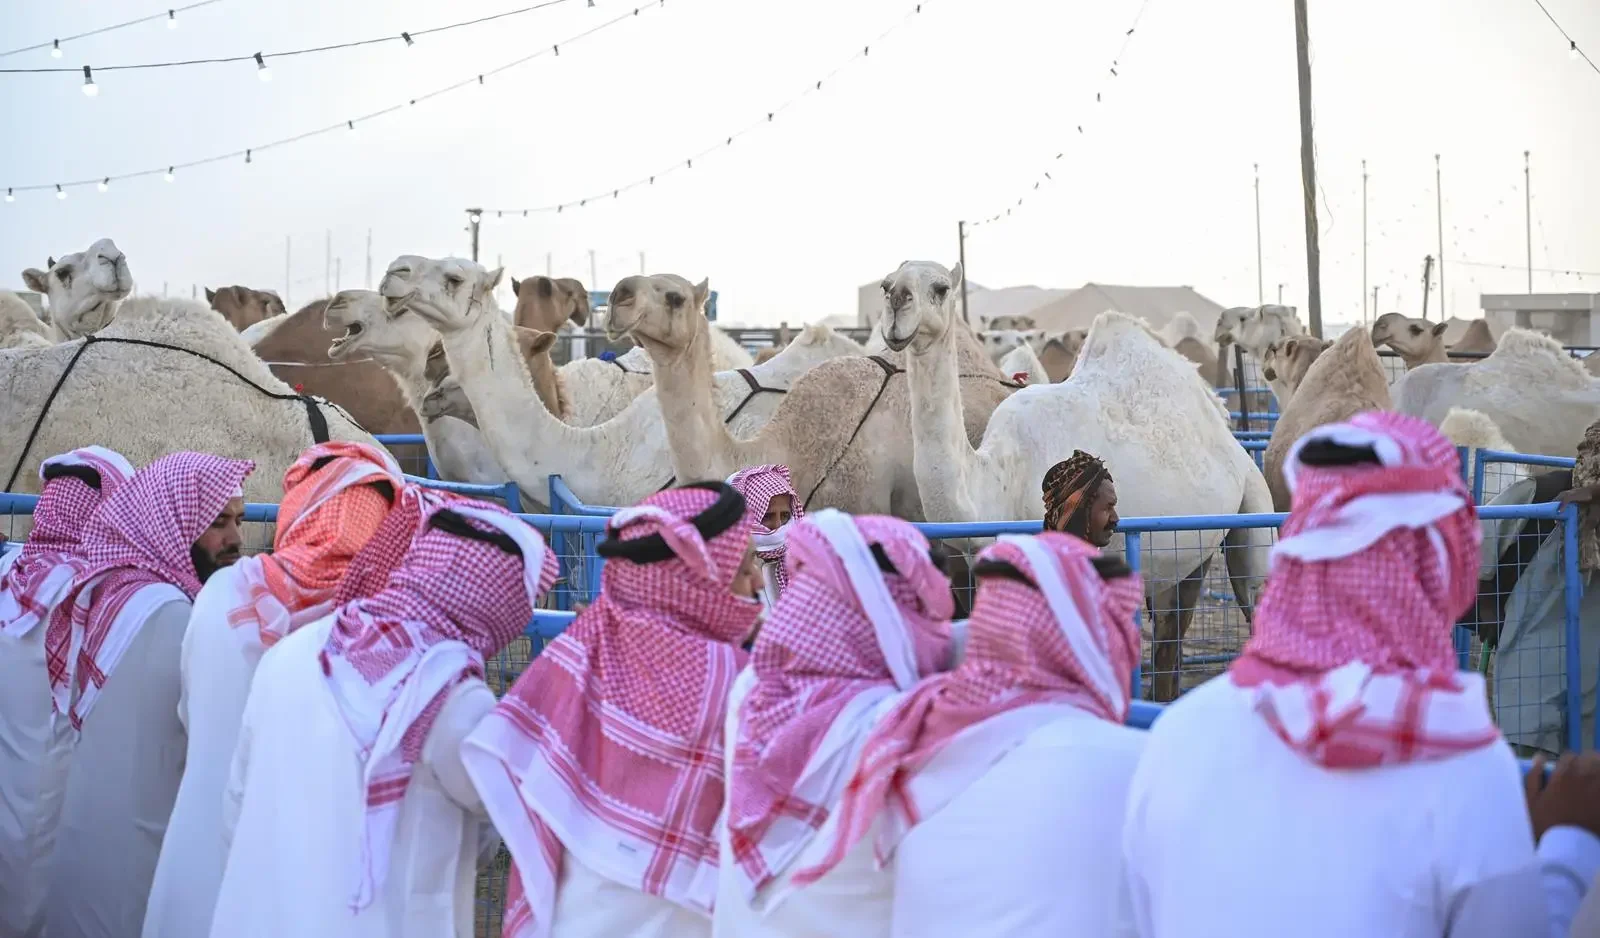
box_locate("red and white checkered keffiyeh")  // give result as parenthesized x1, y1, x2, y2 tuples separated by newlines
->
(0, 446, 135, 640)
(727, 464, 805, 601)
(225, 442, 403, 652)
(1230, 410, 1499, 769)
(728, 510, 954, 899)
(792, 532, 1142, 887)
(460, 484, 761, 938)
(319, 497, 557, 911)
(45, 451, 254, 728)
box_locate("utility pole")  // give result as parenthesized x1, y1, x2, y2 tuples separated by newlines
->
(1277, 283, 1285, 305)
(1361, 159, 1368, 323)
(1421, 254, 1435, 319)
(589, 249, 598, 291)
(324, 229, 332, 297)
(639, 250, 646, 275)
(1434, 154, 1446, 318)
(1293, 0, 1324, 338)
(335, 258, 342, 293)
(365, 228, 372, 289)
(465, 208, 482, 263)
(957, 220, 971, 325)
(1372, 285, 1379, 315)
(545, 252, 553, 278)
(284, 235, 291, 306)
(1253, 163, 1264, 305)
(1524, 151, 1533, 293)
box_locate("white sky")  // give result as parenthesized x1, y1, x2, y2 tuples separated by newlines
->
(4, 0, 1599, 325)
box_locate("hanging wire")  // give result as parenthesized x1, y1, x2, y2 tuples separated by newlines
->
(0, 0, 228, 60)
(3, 2, 665, 196)
(1530, 0, 1600, 77)
(967, 0, 1154, 229)
(475, 0, 933, 216)
(0, 0, 579, 74)
(1453, 258, 1600, 278)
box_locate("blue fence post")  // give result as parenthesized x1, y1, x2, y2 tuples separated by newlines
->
(1126, 531, 1143, 701)
(1472, 449, 1489, 506)
(547, 476, 573, 611)
(1562, 502, 1584, 752)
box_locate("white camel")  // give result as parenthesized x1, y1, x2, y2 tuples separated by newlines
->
(0, 292, 54, 350)
(377, 257, 896, 507)
(886, 261, 1273, 701)
(1, 295, 374, 505)
(20, 238, 134, 340)
(1214, 304, 1304, 364)
(1392, 328, 1600, 458)
(981, 328, 1040, 365)
(998, 342, 1047, 384)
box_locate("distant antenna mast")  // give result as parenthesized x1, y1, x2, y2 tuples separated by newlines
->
(1420, 254, 1435, 320)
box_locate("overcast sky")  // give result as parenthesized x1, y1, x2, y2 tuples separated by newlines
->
(4, 0, 1598, 326)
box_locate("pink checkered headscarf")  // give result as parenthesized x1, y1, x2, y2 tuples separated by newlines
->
(45, 451, 253, 728)
(320, 497, 557, 911)
(460, 483, 760, 938)
(727, 464, 805, 601)
(728, 510, 953, 899)
(1230, 410, 1497, 768)
(0, 446, 135, 640)
(793, 532, 1142, 888)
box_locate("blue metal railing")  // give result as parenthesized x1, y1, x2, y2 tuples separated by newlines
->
(1470, 449, 1576, 505)
(374, 433, 436, 480)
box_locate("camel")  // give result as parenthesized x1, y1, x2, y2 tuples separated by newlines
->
(1214, 304, 1304, 362)
(603, 270, 1019, 516)
(1371, 314, 1500, 370)
(1259, 335, 1331, 406)
(998, 342, 1047, 384)
(207, 285, 286, 332)
(509, 275, 590, 333)
(886, 261, 1272, 702)
(0, 295, 374, 505)
(985, 314, 1037, 331)
(1263, 327, 1392, 510)
(0, 291, 54, 350)
(754, 347, 780, 365)
(321, 290, 515, 488)
(980, 328, 1042, 365)
(21, 238, 133, 340)
(379, 257, 965, 509)
(1440, 407, 1529, 504)
(1391, 328, 1600, 458)
(1037, 330, 1086, 382)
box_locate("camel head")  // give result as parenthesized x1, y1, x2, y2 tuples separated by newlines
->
(985, 314, 1037, 332)
(420, 374, 474, 425)
(22, 237, 133, 339)
(511, 275, 591, 332)
(418, 326, 560, 424)
(1215, 304, 1303, 355)
(1370, 312, 1446, 362)
(1214, 307, 1251, 348)
(606, 274, 711, 356)
(981, 328, 1029, 363)
(878, 260, 963, 353)
(379, 255, 504, 334)
(207, 285, 286, 331)
(325, 288, 438, 370)
(1261, 335, 1332, 396)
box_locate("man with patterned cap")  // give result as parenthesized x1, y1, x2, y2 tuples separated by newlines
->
(461, 482, 761, 938)
(0, 446, 135, 938)
(1121, 411, 1551, 937)
(41, 451, 254, 938)
(727, 464, 805, 609)
(791, 531, 1144, 936)
(143, 442, 406, 938)
(1041, 450, 1118, 548)
(211, 495, 556, 936)
(716, 509, 954, 938)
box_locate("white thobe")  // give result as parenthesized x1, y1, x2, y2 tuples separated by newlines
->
(1122, 676, 1550, 938)
(211, 617, 494, 938)
(891, 706, 1146, 938)
(712, 669, 897, 938)
(0, 553, 76, 938)
(42, 587, 190, 938)
(143, 566, 266, 938)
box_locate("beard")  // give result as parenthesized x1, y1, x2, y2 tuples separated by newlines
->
(190, 543, 241, 583)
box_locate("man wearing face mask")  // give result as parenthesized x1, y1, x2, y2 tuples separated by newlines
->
(728, 465, 805, 609)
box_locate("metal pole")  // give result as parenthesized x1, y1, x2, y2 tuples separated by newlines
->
(1361, 159, 1368, 323)
(1373, 285, 1379, 315)
(1277, 283, 1285, 305)
(335, 258, 342, 293)
(958, 221, 971, 325)
(545, 252, 553, 277)
(1253, 164, 1264, 306)
(1524, 150, 1533, 293)
(1421, 254, 1434, 319)
(162, 282, 168, 296)
(365, 228, 372, 289)
(465, 208, 482, 263)
(640, 250, 646, 275)
(324, 229, 331, 297)
(284, 235, 291, 306)
(589, 249, 598, 290)
(1293, 0, 1324, 338)
(1435, 154, 1445, 318)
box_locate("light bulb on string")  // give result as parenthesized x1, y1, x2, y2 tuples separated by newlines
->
(4, 189, 12, 203)
(347, 120, 358, 137)
(255, 53, 271, 81)
(1571, 40, 1580, 60)
(82, 66, 97, 96)
(98, 178, 109, 193)
(164, 167, 175, 183)
(168, 9, 178, 29)
(50, 40, 62, 59)
(56, 185, 67, 200)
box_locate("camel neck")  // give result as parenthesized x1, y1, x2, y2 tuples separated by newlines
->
(904, 322, 982, 521)
(639, 324, 737, 481)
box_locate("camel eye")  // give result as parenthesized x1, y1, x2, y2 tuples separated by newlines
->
(1409, 325, 1422, 336)
(932, 282, 949, 300)
(444, 275, 464, 288)
(55, 267, 72, 282)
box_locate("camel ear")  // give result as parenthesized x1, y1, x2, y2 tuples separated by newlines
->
(567, 283, 591, 326)
(205, 287, 217, 304)
(949, 262, 964, 294)
(46, 257, 56, 270)
(512, 327, 556, 361)
(1432, 322, 1448, 338)
(510, 276, 521, 298)
(21, 268, 49, 293)
(483, 266, 505, 293)
(692, 278, 710, 312)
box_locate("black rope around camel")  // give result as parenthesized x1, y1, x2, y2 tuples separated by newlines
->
(4, 334, 355, 493)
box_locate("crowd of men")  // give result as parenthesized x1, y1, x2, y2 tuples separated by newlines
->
(0, 411, 1598, 938)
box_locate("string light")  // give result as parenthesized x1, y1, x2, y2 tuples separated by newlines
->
(4, 189, 12, 203)
(3, 1, 226, 60)
(81, 66, 97, 96)
(967, 0, 1153, 229)
(98, 178, 109, 192)
(1532, 0, 1600, 75)
(55, 185, 66, 200)
(347, 120, 357, 136)
(254, 52, 270, 81)
(1, 0, 579, 78)
(1571, 39, 1580, 60)
(2, 1, 661, 198)
(164, 167, 175, 182)
(476, 0, 931, 217)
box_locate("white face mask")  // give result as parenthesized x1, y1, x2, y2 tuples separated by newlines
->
(752, 525, 788, 553)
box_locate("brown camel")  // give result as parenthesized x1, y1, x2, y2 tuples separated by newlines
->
(1263, 327, 1391, 510)
(207, 285, 285, 331)
(510, 276, 590, 332)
